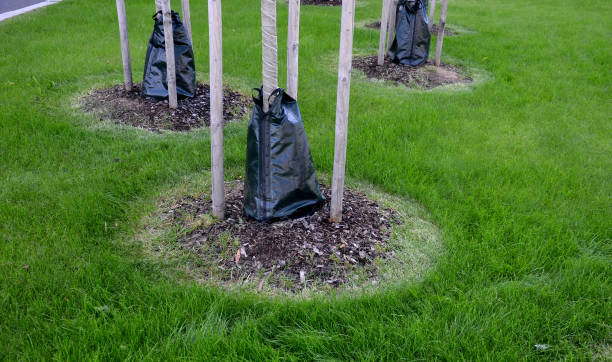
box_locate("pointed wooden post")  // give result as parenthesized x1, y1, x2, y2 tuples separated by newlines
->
(377, 0, 390, 66)
(330, 0, 356, 223)
(428, 0, 436, 33)
(286, 0, 300, 99)
(434, 0, 448, 67)
(161, 0, 178, 109)
(115, 0, 132, 91)
(208, 0, 225, 219)
(261, 0, 278, 112)
(181, 0, 192, 43)
(386, 0, 396, 53)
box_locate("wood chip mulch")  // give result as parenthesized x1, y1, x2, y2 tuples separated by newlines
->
(81, 83, 250, 132)
(166, 181, 401, 290)
(353, 55, 471, 89)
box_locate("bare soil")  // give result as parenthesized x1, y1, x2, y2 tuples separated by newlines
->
(365, 21, 456, 36)
(81, 83, 250, 132)
(166, 181, 401, 291)
(353, 55, 471, 89)
(302, 0, 341, 6)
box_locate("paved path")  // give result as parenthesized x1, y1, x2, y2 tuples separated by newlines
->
(0, 0, 62, 22)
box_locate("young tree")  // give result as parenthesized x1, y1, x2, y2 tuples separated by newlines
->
(386, 0, 397, 53)
(261, 0, 278, 111)
(434, 0, 448, 67)
(181, 0, 192, 43)
(377, 0, 390, 66)
(160, 0, 178, 108)
(330, 0, 356, 223)
(209, 0, 225, 218)
(428, 0, 436, 33)
(286, 0, 300, 99)
(115, 0, 132, 91)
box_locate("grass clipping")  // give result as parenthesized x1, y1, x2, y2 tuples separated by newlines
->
(135, 174, 443, 298)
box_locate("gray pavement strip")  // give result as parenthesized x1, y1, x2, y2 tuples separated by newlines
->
(0, 0, 63, 22)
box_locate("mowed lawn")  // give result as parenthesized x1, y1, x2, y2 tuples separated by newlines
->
(1, 0, 610, 359)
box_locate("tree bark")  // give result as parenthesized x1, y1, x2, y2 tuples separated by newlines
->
(161, 0, 178, 108)
(208, 0, 224, 218)
(434, 0, 448, 67)
(377, 0, 390, 66)
(386, 0, 396, 53)
(330, 0, 356, 223)
(428, 0, 436, 33)
(261, 0, 278, 112)
(115, 0, 132, 91)
(286, 0, 300, 99)
(181, 0, 192, 43)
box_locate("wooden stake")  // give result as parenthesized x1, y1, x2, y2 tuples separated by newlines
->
(428, 0, 436, 33)
(377, 0, 390, 66)
(161, 0, 177, 109)
(434, 0, 448, 67)
(286, 0, 300, 99)
(261, 0, 278, 112)
(181, 0, 192, 43)
(386, 0, 396, 53)
(115, 0, 132, 91)
(330, 0, 356, 223)
(208, 0, 224, 219)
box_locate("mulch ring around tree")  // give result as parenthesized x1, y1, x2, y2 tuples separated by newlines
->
(353, 55, 471, 89)
(302, 0, 341, 6)
(81, 82, 250, 132)
(164, 181, 402, 292)
(365, 21, 456, 36)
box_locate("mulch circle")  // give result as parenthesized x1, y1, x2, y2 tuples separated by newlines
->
(81, 82, 250, 132)
(302, 0, 341, 6)
(166, 181, 401, 291)
(353, 55, 471, 89)
(365, 21, 456, 36)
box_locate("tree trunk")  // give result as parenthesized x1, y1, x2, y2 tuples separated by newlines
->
(115, 0, 132, 91)
(386, 0, 396, 53)
(330, 0, 356, 223)
(208, 0, 224, 219)
(428, 0, 436, 33)
(377, 0, 390, 66)
(261, 0, 278, 112)
(434, 0, 448, 67)
(181, 0, 192, 43)
(160, 0, 178, 108)
(286, 0, 300, 99)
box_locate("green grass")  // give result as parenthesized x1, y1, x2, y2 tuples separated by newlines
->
(1, 0, 610, 359)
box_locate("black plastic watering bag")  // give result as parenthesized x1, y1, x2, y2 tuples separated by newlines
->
(142, 11, 195, 98)
(244, 88, 325, 221)
(388, 0, 431, 66)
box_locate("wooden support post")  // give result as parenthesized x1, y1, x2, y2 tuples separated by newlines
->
(115, 0, 132, 91)
(286, 0, 300, 99)
(386, 0, 396, 53)
(208, 0, 224, 219)
(161, 0, 178, 108)
(377, 0, 390, 66)
(428, 0, 436, 33)
(330, 0, 356, 223)
(434, 0, 448, 67)
(181, 0, 192, 43)
(261, 0, 278, 112)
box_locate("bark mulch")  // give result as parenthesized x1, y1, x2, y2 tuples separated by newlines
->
(353, 55, 471, 89)
(166, 181, 401, 291)
(302, 0, 341, 6)
(365, 21, 456, 36)
(81, 83, 250, 132)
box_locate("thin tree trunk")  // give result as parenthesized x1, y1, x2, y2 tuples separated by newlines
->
(428, 0, 436, 33)
(330, 0, 356, 223)
(386, 0, 396, 53)
(286, 0, 300, 99)
(434, 0, 448, 67)
(377, 0, 390, 66)
(155, 0, 161, 11)
(115, 0, 132, 91)
(181, 0, 192, 43)
(261, 0, 278, 112)
(161, 0, 178, 108)
(209, 0, 224, 219)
